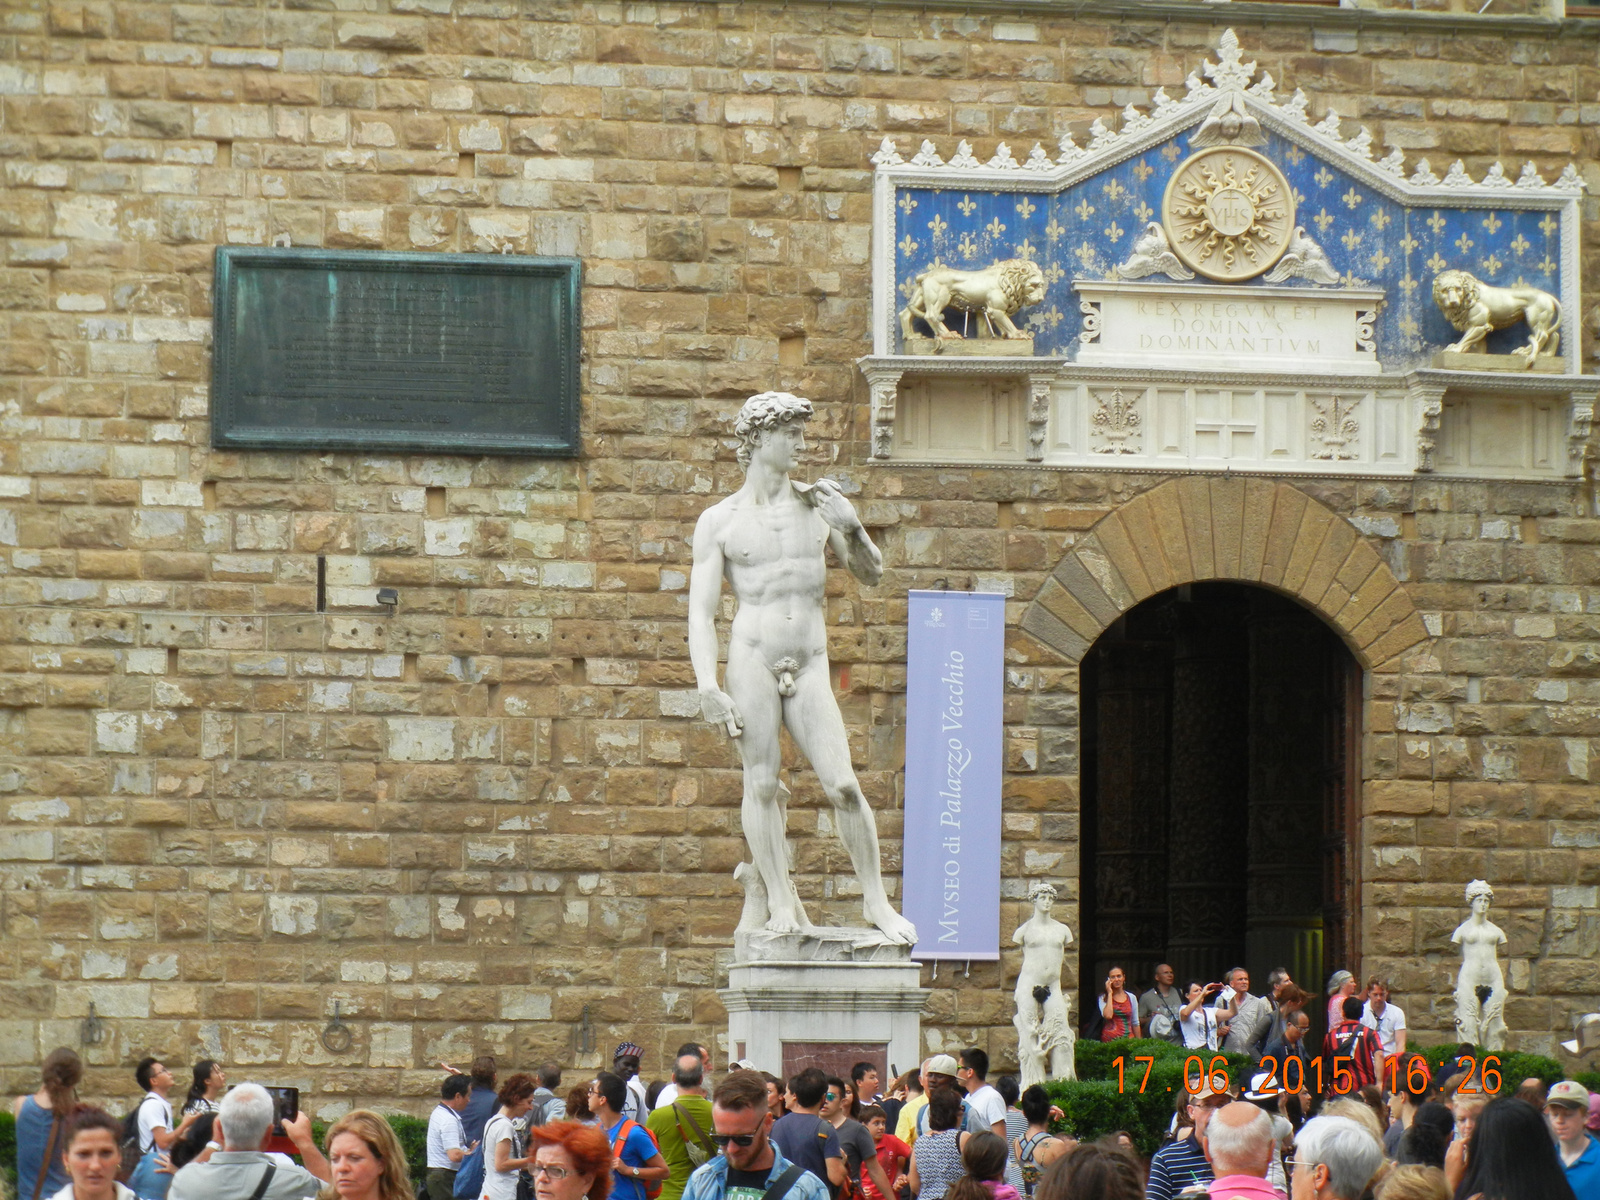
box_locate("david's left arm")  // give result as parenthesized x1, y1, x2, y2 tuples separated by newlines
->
(812, 480, 883, 586)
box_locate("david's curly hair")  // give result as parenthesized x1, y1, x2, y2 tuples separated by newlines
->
(734, 391, 813, 469)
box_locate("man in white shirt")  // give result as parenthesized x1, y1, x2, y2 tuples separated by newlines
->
(168, 1083, 330, 1200)
(1213, 968, 1271, 1056)
(615, 1041, 650, 1120)
(957, 1048, 1005, 1138)
(1359, 976, 1407, 1057)
(425, 1075, 476, 1200)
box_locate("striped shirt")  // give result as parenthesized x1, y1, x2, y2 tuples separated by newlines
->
(1144, 1135, 1212, 1200)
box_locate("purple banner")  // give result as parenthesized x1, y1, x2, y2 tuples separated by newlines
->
(902, 591, 1005, 961)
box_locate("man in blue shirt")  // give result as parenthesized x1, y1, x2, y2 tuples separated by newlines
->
(1145, 1089, 1228, 1200)
(1548, 1081, 1600, 1200)
(593, 1071, 671, 1200)
(682, 1070, 828, 1200)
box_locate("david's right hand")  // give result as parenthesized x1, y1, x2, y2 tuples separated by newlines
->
(701, 687, 744, 737)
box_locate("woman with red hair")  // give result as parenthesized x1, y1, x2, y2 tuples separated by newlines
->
(530, 1122, 615, 1200)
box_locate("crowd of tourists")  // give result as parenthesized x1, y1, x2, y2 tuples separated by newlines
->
(10, 1008, 1600, 1200)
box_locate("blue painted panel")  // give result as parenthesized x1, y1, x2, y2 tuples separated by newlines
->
(893, 130, 1564, 369)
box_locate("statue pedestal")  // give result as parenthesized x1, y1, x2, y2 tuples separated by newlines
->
(719, 928, 930, 1077)
(1434, 350, 1565, 374)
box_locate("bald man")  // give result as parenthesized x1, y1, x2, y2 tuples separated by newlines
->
(1201, 1102, 1278, 1200)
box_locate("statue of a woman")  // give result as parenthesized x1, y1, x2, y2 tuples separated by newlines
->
(1013, 881, 1076, 1087)
(1452, 879, 1508, 1050)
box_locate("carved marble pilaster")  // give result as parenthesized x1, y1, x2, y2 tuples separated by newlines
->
(1027, 376, 1052, 462)
(1409, 379, 1447, 473)
(862, 366, 904, 461)
(1567, 386, 1598, 481)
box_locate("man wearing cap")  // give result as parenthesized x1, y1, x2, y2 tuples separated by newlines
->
(910, 1055, 962, 1140)
(1548, 1081, 1600, 1200)
(616, 1043, 649, 1120)
(1145, 1087, 1227, 1200)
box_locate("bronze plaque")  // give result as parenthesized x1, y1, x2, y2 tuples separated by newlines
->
(211, 247, 580, 455)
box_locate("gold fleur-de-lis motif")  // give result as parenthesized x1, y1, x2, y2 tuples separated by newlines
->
(1039, 305, 1065, 329)
(1133, 160, 1154, 182)
(1103, 179, 1126, 201)
(1369, 248, 1391, 272)
(1016, 196, 1037, 219)
(1427, 211, 1447, 235)
(1074, 196, 1095, 220)
(957, 195, 977, 217)
(1510, 234, 1531, 256)
(1398, 233, 1419, 254)
(1284, 145, 1305, 166)
(1043, 263, 1065, 285)
(1161, 143, 1181, 162)
(958, 233, 979, 258)
(1538, 255, 1558, 274)
(984, 216, 1006, 238)
(1341, 228, 1363, 251)
(1014, 238, 1038, 260)
(898, 233, 919, 256)
(1481, 212, 1503, 234)
(928, 215, 948, 238)
(1370, 209, 1391, 231)
(1480, 253, 1503, 274)
(1044, 217, 1065, 242)
(1454, 230, 1474, 254)
(1134, 200, 1154, 223)
(1075, 240, 1096, 267)
(1292, 188, 1308, 207)
(1540, 213, 1559, 237)
(1342, 186, 1362, 210)
(1314, 166, 1334, 188)
(1399, 314, 1420, 339)
(1399, 275, 1418, 297)
(1425, 251, 1449, 273)
(1313, 208, 1335, 234)
(1104, 221, 1124, 242)
(898, 194, 918, 215)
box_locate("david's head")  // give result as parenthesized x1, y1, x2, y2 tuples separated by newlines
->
(734, 392, 814, 472)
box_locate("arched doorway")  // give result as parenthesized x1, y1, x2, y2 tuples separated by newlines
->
(1077, 581, 1361, 1022)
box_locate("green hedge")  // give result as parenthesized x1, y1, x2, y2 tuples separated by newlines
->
(1043, 1038, 1254, 1156)
(1415, 1044, 1563, 1094)
(0, 1109, 430, 1193)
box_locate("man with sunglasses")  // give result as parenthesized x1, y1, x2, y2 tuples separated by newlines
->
(681, 1070, 828, 1200)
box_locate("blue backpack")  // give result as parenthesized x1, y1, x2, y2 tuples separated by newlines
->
(452, 1137, 485, 1199)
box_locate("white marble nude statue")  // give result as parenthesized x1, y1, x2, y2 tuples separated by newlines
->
(1452, 878, 1508, 1051)
(1013, 881, 1076, 1086)
(689, 392, 917, 945)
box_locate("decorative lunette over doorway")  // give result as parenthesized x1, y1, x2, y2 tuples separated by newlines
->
(860, 30, 1596, 482)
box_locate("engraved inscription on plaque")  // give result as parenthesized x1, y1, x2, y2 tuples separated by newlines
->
(211, 247, 580, 455)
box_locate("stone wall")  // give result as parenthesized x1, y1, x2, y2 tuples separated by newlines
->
(3, 1, 1600, 1113)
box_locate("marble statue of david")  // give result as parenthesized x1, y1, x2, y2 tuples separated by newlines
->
(689, 392, 917, 945)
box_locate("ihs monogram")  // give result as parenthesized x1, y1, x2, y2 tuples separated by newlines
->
(1163, 147, 1294, 282)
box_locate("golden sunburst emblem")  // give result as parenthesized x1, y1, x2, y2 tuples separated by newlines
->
(1162, 147, 1294, 282)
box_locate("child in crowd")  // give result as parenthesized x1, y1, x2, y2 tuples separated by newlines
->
(859, 1105, 910, 1200)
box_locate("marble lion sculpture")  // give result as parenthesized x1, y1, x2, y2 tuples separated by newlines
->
(899, 258, 1046, 340)
(1433, 269, 1561, 365)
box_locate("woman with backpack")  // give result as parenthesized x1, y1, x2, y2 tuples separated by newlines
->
(14, 1047, 83, 1200)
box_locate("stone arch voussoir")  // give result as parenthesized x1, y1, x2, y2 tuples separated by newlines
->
(1020, 477, 1428, 671)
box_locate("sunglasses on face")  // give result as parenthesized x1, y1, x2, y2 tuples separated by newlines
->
(711, 1133, 759, 1148)
(824, 1092, 839, 1101)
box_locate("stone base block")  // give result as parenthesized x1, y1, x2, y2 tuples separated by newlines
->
(903, 336, 1034, 356)
(720, 928, 929, 1076)
(1433, 350, 1565, 374)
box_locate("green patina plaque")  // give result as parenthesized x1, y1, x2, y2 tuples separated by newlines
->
(211, 247, 580, 455)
